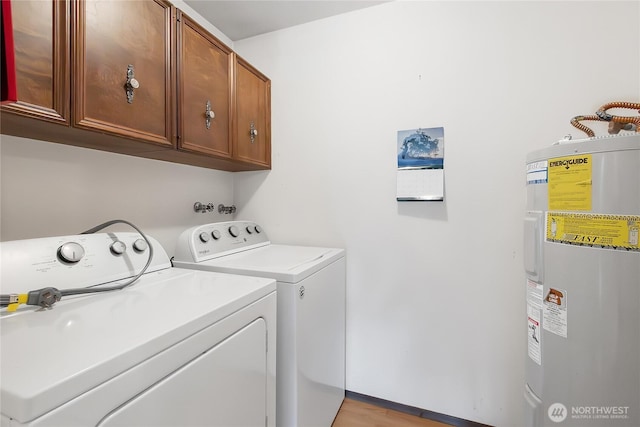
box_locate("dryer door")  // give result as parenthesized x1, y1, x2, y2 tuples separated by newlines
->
(98, 318, 267, 427)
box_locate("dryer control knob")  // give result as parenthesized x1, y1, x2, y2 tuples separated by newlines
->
(229, 225, 240, 238)
(58, 242, 85, 263)
(133, 239, 148, 252)
(211, 229, 221, 240)
(254, 225, 262, 234)
(199, 232, 211, 243)
(246, 226, 253, 234)
(110, 241, 126, 255)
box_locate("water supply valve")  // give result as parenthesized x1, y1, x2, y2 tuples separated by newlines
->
(218, 204, 236, 214)
(193, 202, 215, 213)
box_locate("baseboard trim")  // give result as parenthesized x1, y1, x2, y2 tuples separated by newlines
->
(345, 390, 494, 427)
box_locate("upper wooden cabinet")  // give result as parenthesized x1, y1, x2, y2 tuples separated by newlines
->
(72, 0, 174, 148)
(1, 0, 271, 171)
(1, 0, 69, 124)
(177, 12, 232, 159)
(234, 55, 271, 168)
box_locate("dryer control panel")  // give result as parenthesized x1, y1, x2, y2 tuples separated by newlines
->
(1, 233, 170, 296)
(174, 221, 270, 263)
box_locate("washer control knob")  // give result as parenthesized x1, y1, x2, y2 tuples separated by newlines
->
(199, 232, 211, 243)
(254, 225, 262, 234)
(229, 225, 240, 238)
(133, 239, 148, 252)
(58, 242, 85, 263)
(211, 230, 221, 240)
(110, 241, 126, 255)
(246, 226, 253, 234)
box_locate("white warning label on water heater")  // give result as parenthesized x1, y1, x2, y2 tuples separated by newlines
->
(527, 280, 543, 365)
(528, 313, 542, 365)
(526, 161, 548, 184)
(543, 287, 567, 338)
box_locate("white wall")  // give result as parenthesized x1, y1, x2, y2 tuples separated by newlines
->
(0, 135, 234, 253)
(233, 1, 640, 426)
(0, 1, 234, 252)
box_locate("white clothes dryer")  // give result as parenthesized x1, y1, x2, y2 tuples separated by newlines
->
(1, 230, 276, 427)
(173, 221, 346, 427)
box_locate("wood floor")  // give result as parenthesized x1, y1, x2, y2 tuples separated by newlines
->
(332, 398, 452, 427)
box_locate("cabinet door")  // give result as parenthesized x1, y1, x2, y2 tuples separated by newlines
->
(73, 0, 174, 148)
(1, 0, 69, 124)
(177, 13, 232, 158)
(233, 56, 271, 169)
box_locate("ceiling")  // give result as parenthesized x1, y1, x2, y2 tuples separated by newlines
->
(183, 0, 390, 41)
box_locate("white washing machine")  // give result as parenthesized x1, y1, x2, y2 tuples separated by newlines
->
(1, 230, 276, 427)
(173, 221, 346, 427)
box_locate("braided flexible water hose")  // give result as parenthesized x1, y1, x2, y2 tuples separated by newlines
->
(570, 115, 600, 137)
(571, 101, 640, 137)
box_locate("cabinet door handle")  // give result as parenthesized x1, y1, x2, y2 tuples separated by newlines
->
(205, 100, 215, 129)
(124, 64, 140, 104)
(249, 121, 258, 143)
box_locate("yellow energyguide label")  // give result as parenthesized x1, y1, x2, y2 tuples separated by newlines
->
(547, 154, 592, 211)
(546, 212, 640, 251)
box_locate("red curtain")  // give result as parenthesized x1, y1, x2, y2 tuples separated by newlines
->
(1, 0, 17, 103)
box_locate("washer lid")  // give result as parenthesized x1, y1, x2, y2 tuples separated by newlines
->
(0, 268, 275, 423)
(179, 244, 345, 283)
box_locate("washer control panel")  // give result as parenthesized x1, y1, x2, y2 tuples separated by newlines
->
(1, 232, 170, 296)
(174, 221, 270, 263)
